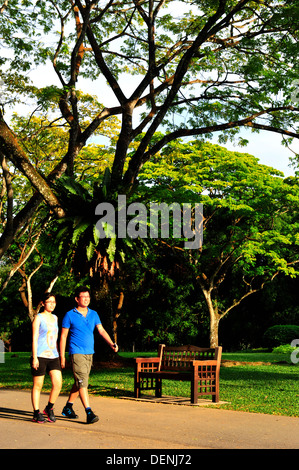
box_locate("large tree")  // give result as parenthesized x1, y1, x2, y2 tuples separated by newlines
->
(138, 140, 299, 347)
(0, 1, 298, 304)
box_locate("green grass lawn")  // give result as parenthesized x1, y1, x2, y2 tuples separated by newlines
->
(0, 351, 298, 417)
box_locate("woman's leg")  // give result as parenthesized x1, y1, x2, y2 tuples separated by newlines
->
(48, 369, 62, 404)
(31, 375, 45, 411)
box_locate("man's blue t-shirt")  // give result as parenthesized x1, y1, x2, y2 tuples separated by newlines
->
(62, 308, 102, 354)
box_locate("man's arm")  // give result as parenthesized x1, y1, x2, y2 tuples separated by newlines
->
(59, 327, 69, 368)
(96, 324, 118, 352)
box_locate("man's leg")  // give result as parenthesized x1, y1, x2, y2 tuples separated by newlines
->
(62, 354, 98, 422)
(62, 382, 79, 418)
(67, 382, 80, 402)
(66, 382, 90, 408)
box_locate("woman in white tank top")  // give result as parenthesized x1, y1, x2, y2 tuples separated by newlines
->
(31, 293, 62, 423)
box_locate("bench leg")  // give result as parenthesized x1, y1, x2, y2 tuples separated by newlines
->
(212, 378, 220, 402)
(134, 380, 140, 398)
(134, 368, 140, 398)
(155, 378, 162, 398)
(191, 376, 198, 404)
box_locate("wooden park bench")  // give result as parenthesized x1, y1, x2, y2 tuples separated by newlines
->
(134, 344, 222, 404)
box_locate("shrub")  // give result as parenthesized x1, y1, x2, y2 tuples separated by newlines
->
(272, 344, 296, 355)
(272, 344, 299, 364)
(263, 325, 299, 348)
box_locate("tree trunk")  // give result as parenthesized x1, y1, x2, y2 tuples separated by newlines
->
(209, 307, 220, 348)
(0, 116, 65, 219)
(91, 275, 116, 361)
(202, 288, 221, 348)
(113, 291, 124, 345)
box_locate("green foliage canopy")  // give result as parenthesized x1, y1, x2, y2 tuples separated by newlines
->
(0, 1, 298, 344)
(138, 140, 299, 345)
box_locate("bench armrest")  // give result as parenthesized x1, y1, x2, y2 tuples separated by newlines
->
(135, 357, 160, 373)
(192, 360, 219, 366)
(135, 357, 160, 364)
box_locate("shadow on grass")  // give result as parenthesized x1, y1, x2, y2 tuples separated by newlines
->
(220, 364, 298, 382)
(88, 386, 134, 398)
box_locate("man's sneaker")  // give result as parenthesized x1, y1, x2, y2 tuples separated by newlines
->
(43, 407, 56, 423)
(86, 409, 99, 424)
(61, 405, 78, 419)
(32, 411, 46, 423)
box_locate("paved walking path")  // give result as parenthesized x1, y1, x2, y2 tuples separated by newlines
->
(0, 389, 298, 450)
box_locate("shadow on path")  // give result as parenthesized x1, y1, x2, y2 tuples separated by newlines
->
(0, 406, 85, 424)
(0, 407, 33, 422)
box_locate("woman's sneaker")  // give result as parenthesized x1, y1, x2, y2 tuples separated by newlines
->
(43, 407, 56, 422)
(62, 404, 78, 419)
(32, 411, 46, 423)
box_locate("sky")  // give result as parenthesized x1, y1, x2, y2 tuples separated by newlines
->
(211, 130, 297, 177)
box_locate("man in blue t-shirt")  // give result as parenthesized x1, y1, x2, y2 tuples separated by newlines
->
(60, 286, 118, 424)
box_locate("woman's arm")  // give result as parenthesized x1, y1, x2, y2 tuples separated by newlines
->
(59, 327, 69, 368)
(31, 315, 40, 369)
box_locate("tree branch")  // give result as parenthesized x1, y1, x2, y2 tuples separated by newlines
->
(0, 117, 65, 218)
(0, 152, 13, 236)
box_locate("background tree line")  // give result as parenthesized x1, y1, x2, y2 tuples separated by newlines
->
(0, 1, 298, 354)
(1, 138, 298, 352)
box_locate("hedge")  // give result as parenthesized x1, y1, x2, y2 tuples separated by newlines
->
(263, 324, 299, 348)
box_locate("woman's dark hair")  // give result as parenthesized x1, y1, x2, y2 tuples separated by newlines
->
(41, 292, 56, 304)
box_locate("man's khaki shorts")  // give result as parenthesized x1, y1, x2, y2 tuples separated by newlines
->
(71, 354, 93, 389)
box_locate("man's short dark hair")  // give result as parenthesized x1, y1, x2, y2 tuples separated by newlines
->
(75, 286, 91, 298)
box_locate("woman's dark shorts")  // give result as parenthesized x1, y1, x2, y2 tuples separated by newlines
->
(31, 356, 61, 377)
